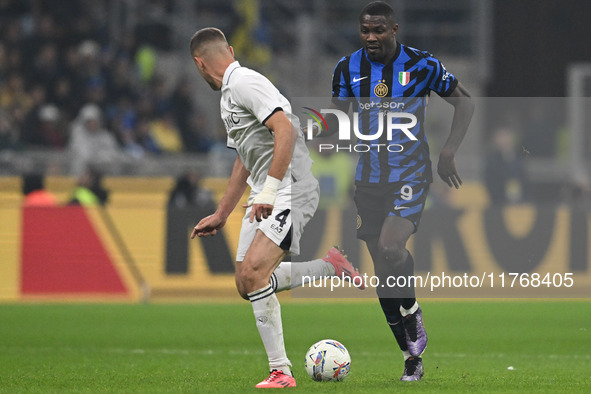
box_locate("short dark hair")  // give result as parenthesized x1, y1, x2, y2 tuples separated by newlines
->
(359, 1, 396, 25)
(189, 27, 227, 56)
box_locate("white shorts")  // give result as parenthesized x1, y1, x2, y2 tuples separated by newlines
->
(236, 177, 319, 261)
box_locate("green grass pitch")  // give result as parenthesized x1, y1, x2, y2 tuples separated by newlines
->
(0, 300, 589, 393)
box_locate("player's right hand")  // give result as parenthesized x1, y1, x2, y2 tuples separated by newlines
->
(437, 148, 462, 189)
(248, 191, 275, 223)
(191, 213, 226, 239)
(246, 175, 280, 222)
(249, 202, 274, 223)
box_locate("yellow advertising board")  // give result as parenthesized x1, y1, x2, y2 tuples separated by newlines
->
(0, 177, 589, 301)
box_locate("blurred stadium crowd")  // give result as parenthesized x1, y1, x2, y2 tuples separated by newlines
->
(0, 0, 488, 178)
(0, 0, 217, 175)
(1, 0, 589, 203)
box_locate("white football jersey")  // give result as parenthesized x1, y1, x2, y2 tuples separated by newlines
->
(220, 61, 314, 191)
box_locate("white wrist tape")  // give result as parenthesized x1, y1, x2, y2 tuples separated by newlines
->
(250, 176, 280, 206)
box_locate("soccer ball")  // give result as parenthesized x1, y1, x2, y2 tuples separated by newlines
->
(304, 339, 351, 382)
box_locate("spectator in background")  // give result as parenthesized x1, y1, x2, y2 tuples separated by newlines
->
(23, 14, 61, 63)
(68, 167, 109, 206)
(23, 103, 66, 148)
(77, 40, 103, 80)
(168, 170, 215, 210)
(135, 116, 161, 154)
(120, 131, 145, 159)
(0, 2, 221, 162)
(22, 173, 57, 206)
(107, 57, 138, 104)
(185, 112, 215, 153)
(0, 43, 8, 79)
(68, 103, 123, 175)
(484, 127, 529, 204)
(77, 40, 109, 108)
(30, 43, 61, 89)
(50, 45, 84, 119)
(151, 75, 172, 116)
(6, 47, 25, 79)
(108, 94, 137, 143)
(169, 76, 215, 153)
(0, 109, 21, 152)
(170, 76, 194, 146)
(0, 72, 32, 130)
(21, 84, 49, 144)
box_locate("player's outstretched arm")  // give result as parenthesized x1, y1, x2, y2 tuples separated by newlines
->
(265, 110, 297, 181)
(191, 155, 249, 238)
(438, 82, 475, 188)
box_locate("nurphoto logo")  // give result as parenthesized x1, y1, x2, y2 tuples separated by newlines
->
(303, 101, 419, 153)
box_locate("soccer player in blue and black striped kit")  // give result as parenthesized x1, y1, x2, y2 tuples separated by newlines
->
(327, 1, 474, 381)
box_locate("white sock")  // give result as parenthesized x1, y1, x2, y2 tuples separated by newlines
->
(400, 302, 419, 317)
(403, 350, 412, 360)
(270, 260, 335, 292)
(248, 284, 292, 374)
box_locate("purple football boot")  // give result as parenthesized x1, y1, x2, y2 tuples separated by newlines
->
(400, 356, 424, 381)
(401, 305, 428, 356)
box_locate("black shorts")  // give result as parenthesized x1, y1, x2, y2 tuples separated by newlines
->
(354, 180, 430, 240)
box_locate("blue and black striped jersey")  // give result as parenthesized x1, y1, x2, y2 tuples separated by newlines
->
(332, 43, 458, 185)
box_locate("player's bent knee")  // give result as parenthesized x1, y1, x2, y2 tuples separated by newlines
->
(378, 243, 407, 266)
(236, 265, 267, 296)
(235, 277, 250, 300)
(237, 288, 250, 300)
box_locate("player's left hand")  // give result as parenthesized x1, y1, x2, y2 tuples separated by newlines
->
(437, 148, 462, 189)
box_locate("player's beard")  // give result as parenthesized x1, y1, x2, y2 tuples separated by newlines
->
(199, 69, 222, 90)
(207, 80, 221, 90)
(366, 46, 383, 62)
(205, 76, 221, 91)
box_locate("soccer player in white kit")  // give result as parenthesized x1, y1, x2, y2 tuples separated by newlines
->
(189, 28, 364, 389)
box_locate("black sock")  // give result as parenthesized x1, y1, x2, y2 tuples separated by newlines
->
(378, 297, 408, 351)
(398, 252, 416, 310)
(401, 297, 417, 310)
